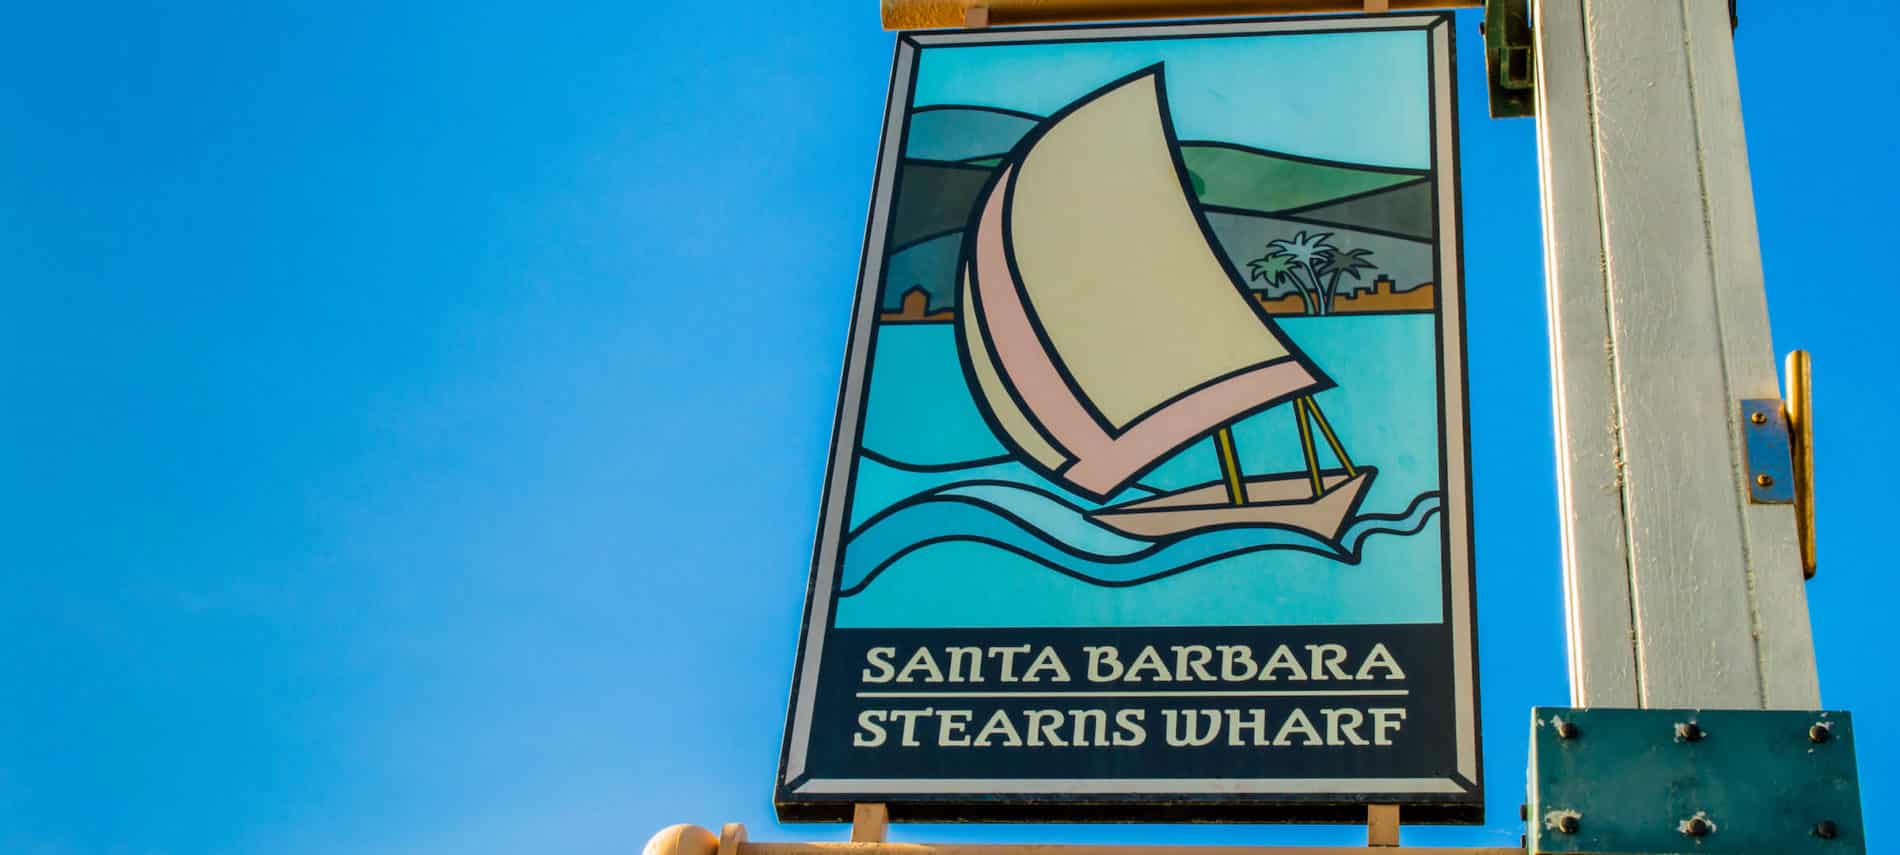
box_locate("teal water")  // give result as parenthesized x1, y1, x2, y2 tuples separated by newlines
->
(838, 315, 1447, 628)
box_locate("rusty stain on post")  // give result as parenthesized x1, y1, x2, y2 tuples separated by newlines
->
(881, 0, 1478, 29)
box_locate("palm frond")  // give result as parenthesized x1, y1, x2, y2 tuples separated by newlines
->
(1317, 247, 1378, 280)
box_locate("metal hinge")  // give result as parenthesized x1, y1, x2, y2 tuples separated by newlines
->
(1741, 351, 1815, 578)
(1483, 0, 1534, 118)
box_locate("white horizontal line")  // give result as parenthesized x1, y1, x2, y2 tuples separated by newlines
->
(853, 689, 1410, 699)
(796, 776, 1468, 795)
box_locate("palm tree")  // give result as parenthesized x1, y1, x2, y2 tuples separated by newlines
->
(1246, 252, 1312, 314)
(1263, 230, 1339, 314)
(1317, 247, 1379, 307)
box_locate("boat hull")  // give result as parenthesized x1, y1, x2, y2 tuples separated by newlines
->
(1087, 467, 1377, 543)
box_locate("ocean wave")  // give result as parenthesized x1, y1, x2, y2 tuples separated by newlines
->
(858, 447, 1015, 473)
(839, 481, 1441, 596)
(846, 453, 1159, 529)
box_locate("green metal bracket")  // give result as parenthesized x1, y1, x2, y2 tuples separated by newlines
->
(1527, 707, 1865, 854)
(1484, 0, 1534, 118)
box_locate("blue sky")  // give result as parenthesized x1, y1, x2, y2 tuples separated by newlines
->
(2, 3, 1895, 853)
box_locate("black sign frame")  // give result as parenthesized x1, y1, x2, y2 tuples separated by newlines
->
(777, 13, 1481, 823)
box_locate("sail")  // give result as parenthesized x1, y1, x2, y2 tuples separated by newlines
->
(957, 66, 1331, 500)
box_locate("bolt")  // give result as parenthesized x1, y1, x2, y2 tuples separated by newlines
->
(1751, 410, 1768, 425)
(1479, 21, 1487, 36)
(1558, 816, 1579, 834)
(1815, 820, 1839, 839)
(1519, 803, 1528, 821)
(1556, 721, 1580, 740)
(1810, 724, 1831, 744)
(1757, 473, 1775, 487)
(1676, 722, 1704, 742)
(1684, 817, 1712, 837)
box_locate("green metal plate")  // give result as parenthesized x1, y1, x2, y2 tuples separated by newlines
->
(1528, 707, 1863, 854)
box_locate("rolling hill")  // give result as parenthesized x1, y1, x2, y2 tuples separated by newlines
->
(880, 105, 1440, 312)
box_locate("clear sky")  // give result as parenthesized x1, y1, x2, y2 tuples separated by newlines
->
(2, 3, 1895, 853)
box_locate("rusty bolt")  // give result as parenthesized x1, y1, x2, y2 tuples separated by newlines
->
(1757, 473, 1775, 487)
(1676, 722, 1704, 742)
(1556, 721, 1579, 740)
(1558, 816, 1579, 834)
(1751, 410, 1768, 425)
(1815, 820, 1839, 839)
(1684, 817, 1712, 837)
(1810, 724, 1831, 744)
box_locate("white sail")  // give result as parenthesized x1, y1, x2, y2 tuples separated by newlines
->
(958, 66, 1329, 499)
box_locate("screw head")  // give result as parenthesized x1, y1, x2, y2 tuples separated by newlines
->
(1810, 723, 1832, 743)
(1684, 817, 1712, 837)
(1558, 816, 1579, 834)
(1556, 721, 1580, 739)
(1676, 722, 1705, 742)
(1751, 410, 1768, 425)
(1519, 803, 1528, 821)
(1757, 473, 1775, 487)
(1815, 820, 1839, 839)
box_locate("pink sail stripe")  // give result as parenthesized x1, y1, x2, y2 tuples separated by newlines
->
(972, 165, 1321, 498)
(970, 164, 1109, 467)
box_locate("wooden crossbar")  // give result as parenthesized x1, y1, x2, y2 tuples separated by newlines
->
(749, 847, 1517, 855)
(645, 823, 1521, 855)
(882, 0, 1479, 30)
(744, 843, 1512, 851)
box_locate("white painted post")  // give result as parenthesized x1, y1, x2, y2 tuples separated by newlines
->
(1532, 0, 1820, 709)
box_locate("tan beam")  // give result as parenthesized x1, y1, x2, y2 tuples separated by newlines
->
(749, 846, 1517, 855)
(881, 0, 1479, 29)
(644, 824, 1521, 855)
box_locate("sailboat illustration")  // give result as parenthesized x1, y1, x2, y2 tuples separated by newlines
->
(955, 64, 1376, 545)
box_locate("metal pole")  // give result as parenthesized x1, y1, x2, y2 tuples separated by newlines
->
(1532, 0, 1820, 709)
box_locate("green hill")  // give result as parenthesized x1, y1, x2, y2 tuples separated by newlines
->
(903, 106, 1040, 163)
(1179, 143, 1425, 214)
(883, 139, 1431, 250)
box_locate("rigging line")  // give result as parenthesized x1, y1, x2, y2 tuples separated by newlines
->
(1213, 426, 1247, 506)
(1303, 396, 1357, 476)
(1294, 398, 1323, 498)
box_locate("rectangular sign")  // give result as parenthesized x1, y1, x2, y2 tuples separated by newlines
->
(780, 13, 1479, 823)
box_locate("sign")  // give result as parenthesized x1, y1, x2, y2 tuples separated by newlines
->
(779, 13, 1479, 822)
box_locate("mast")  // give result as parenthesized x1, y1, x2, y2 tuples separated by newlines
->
(1212, 427, 1246, 505)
